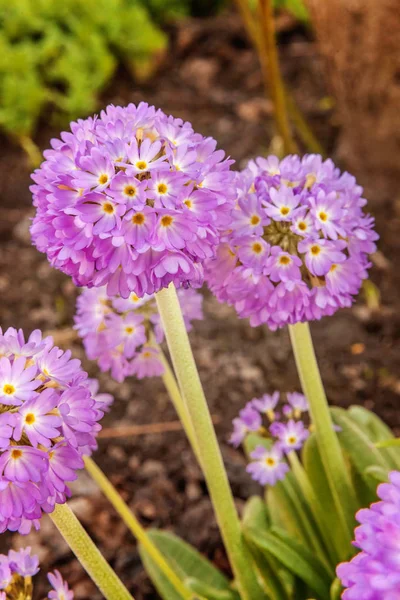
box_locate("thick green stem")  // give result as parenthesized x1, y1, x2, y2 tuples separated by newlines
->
(50, 503, 134, 600)
(84, 456, 193, 600)
(288, 322, 357, 544)
(155, 283, 265, 600)
(159, 350, 202, 464)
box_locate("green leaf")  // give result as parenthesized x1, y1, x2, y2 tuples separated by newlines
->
(363, 465, 389, 484)
(244, 527, 331, 600)
(242, 497, 289, 600)
(301, 434, 349, 560)
(330, 578, 342, 600)
(139, 530, 236, 600)
(185, 578, 240, 600)
(330, 407, 389, 493)
(376, 438, 400, 448)
(347, 405, 400, 469)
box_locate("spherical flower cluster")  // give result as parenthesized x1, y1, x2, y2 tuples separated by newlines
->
(230, 391, 309, 486)
(74, 286, 203, 382)
(0, 327, 112, 533)
(31, 103, 235, 298)
(206, 154, 378, 329)
(0, 546, 73, 599)
(337, 471, 400, 599)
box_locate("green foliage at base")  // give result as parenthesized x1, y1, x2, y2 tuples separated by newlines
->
(142, 406, 397, 599)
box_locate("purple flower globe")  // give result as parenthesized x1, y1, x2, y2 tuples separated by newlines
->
(31, 103, 235, 298)
(0, 546, 73, 599)
(337, 471, 400, 600)
(206, 154, 378, 329)
(0, 327, 112, 534)
(74, 286, 203, 382)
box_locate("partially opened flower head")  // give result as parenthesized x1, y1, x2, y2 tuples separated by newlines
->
(337, 471, 400, 599)
(31, 103, 235, 298)
(0, 327, 112, 533)
(74, 286, 203, 382)
(206, 154, 378, 329)
(0, 546, 73, 599)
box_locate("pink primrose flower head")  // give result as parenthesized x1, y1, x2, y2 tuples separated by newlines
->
(337, 471, 400, 600)
(0, 327, 112, 533)
(206, 154, 378, 329)
(74, 285, 203, 382)
(31, 103, 235, 298)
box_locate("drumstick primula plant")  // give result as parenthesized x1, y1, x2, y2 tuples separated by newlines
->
(21, 99, 398, 600)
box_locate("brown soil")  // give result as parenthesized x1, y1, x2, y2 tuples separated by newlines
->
(1, 12, 400, 600)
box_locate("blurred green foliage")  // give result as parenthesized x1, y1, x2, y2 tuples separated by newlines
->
(274, 0, 309, 22)
(0, 0, 169, 137)
(247, 0, 309, 22)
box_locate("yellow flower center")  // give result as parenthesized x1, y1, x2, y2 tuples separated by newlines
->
(280, 206, 290, 216)
(11, 449, 23, 460)
(279, 256, 291, 265)
(143, 351, 152, 359)
(124, 185, 137, 197)
(125, 326, 134, 335)
(330, 264, 337, 272)
(98, 174, 109, 185)
(298, 221, 307, 231)
(102, 202, 115, 214)
(157, 183, 168, 195)
(184, 199, 192, 208)
(265, 457, 276, 467)
(25, 413, 36, 425)
(288, 435, 297, 445)
(311, 245, 321, 256)
(135, 161, 147, 171)
(130, 293, 140, 302)
(161, 215, 173, 227)
(319, 211, 328, 222)
(132, 213, 145, 225)
(3, 384, 15, 395)
(250, 215, 260, 226)
(252, 242, 263, 254)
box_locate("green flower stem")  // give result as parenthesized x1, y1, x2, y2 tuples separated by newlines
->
(288, 451, 339, 568)
(50, 503, 134, 600)
(288, 322, 357, 544)
(159, 350, 202, 465)
(155, 283, 265, 600)
(84, 456, 193, 600)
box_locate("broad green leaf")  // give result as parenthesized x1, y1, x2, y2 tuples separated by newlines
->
(364, 465, 389, 484)
(347, 405, 400, 469)
(140, 546, 184, 600)
(185, 578, 240, 600)
(301, 434, 349, 561)
(244, 527, 331, 599)
(271, 527, 332, 582)
(242, 497, 289, 600)
(330, 407, 389, 493)
(146, 530, 231, 588)
(330, 578, 342, 600)
(376, 438, 400, 448)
